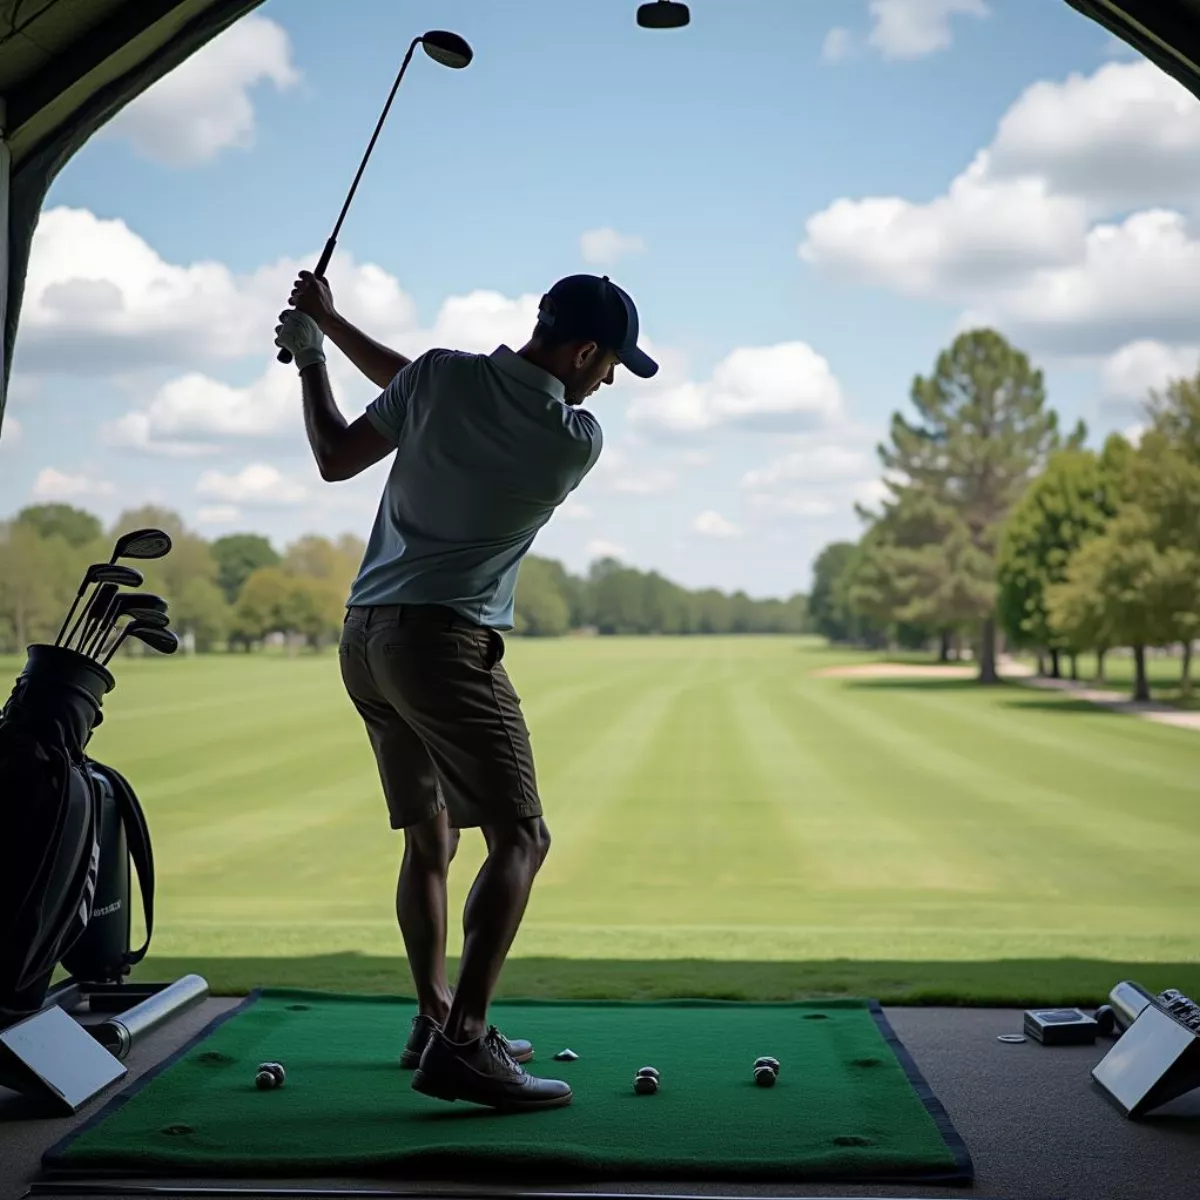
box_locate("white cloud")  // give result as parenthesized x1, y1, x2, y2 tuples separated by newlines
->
(867, 0, 988, 59)
(586, 539, 627, 561)
(1101, 340, 1200, 401)
(195, 463, 308, 506)
(33, 468, 115, 500)
(196, 505, 241, 525)
(799, 60, 1200, 358)
(989, 61, 1200, 213)
(740, 428, 885, 523)
(627, 342, 844, 436)
(588, 445, 678, 495)
(822, 27, 856, 62)
(693, 510, 741, 539)
(559, 498, 592, 520)
(580, 228, 646, 266)
(801, 152, 1087, 297)
(103, 16, 299, 166)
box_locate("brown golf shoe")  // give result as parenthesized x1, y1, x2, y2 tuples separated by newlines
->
(411, 1026, 572, 1111)
(399, 1012, 533, 1069)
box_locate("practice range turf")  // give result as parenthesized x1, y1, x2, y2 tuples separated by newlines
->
(19, 635, 1198, 1005)
(44, 990, 971, 1186)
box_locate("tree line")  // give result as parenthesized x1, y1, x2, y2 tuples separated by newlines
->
(0, 503, 809, 655)
(807, 328, 1200, 701)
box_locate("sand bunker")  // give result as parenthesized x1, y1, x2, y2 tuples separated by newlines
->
(812, 663, 980, 679)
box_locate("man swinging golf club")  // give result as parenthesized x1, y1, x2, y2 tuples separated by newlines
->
(275, 271, 657, 1111)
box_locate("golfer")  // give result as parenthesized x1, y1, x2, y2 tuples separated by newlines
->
(275, 273, 657, 1112)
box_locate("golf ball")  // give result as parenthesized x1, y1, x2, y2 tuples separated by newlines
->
(265, 1061, 286, 1085)
(754, 1056, 780, 1075)
(633, 1074, 659, 1095)
(636, 1066, 660, 1079)
(255, 1069, 277, 1090)
(754, 1065, 777, 1088)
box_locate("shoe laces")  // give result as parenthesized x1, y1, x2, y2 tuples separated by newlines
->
(484, 1025, 521, 1073)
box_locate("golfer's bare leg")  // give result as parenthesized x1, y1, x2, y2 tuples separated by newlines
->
(442, 816, 550, 1043)
(398, 810, 460, 1022)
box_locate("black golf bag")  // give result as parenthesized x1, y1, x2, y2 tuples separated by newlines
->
(0, 643, 154, 1027)
(60, 761, 155, 984)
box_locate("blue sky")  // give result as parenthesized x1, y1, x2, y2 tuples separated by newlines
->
(5, 0, 1194, 596)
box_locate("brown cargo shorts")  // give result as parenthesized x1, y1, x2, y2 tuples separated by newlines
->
(338, 604, 542, 830)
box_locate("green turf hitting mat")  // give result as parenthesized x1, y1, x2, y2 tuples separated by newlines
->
(44, 989, 972, 1186)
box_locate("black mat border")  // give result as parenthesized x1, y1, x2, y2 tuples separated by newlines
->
(41, 995, 973, 1188)
(42, 990, 266, 1170)
(866, 1000, 972, 1185)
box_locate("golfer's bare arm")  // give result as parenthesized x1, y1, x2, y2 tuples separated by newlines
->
(300, 362, 393, 482)
(322, 312, 410, 390)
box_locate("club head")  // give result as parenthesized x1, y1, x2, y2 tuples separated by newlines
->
(421, 30, 473, 68)
(124, 609, 170, 629)
(111, 527, 173, 562)
(115, 593, 168, 617)
(127, 624, 179, 656)
(88, 582, 120, 622)
(86, 563, 145, 588)
(637, 1, 690, 28)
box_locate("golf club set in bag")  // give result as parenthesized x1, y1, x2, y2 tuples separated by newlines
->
(0, 528, 193, 1058)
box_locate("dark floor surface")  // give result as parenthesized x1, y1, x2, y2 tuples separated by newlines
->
(3, 998, 1198, 1200)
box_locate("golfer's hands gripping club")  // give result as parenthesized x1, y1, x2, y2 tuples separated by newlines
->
(277, 270, 337, 364)
(274, 309, 326, 372)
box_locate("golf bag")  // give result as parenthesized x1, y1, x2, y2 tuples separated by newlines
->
(0, 645, 111, 1025)
(60, 760, 155, 984)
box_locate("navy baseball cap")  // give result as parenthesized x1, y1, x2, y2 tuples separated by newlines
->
(536, 274, 658, 379)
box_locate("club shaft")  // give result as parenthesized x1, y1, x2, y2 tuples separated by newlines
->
(65, 586, 100, 649)
(54, 586, 87, 646)
(82, 599, 116, 657)
(331, 38, 419, 245)
(279, 38, 419, 365)
(101, 626, 132, 667)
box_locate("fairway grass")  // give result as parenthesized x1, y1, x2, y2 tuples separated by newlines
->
(12, 636, 1199, 1004)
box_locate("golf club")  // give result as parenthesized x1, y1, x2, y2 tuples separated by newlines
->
(86, 593, 168, 658)
(67, 528, 172, 652)
(70, 581, 118, 653)
(93, 606, 170, 662)
(636, 1, 691, 28)
(276, 29, 474, 364)
(101, 622, 179, 667)
(110, 528, 173, 563)
(56, 564, 144, 647)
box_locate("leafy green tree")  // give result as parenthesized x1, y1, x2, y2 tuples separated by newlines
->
(514, 556, 572, 636)
(15, 503, 102, 547)
(0, 521, 78, 651)
(231, 566, 293, 648)
(847, 492, 985, 652)
(877, 329, 1079, 682)
(1047, 509, 1178, 702)
(173, 577, 231, 652)
(211, 533, 280, 604)
(996, 442, 1125, 676)
(281, 576, 345, 648)
(809, 542, 857, 642)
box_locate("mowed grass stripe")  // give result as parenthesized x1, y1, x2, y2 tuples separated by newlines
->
(780, 673, 1200, 941)
(534, 651, 811, 931)
(810, 677, 1200, 882)
(730, 677, 979, 896)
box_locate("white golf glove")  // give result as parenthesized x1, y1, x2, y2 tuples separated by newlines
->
(275, 309, 326, 371)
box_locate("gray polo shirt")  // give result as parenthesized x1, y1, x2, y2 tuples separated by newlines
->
(346, 344, 602, 629)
